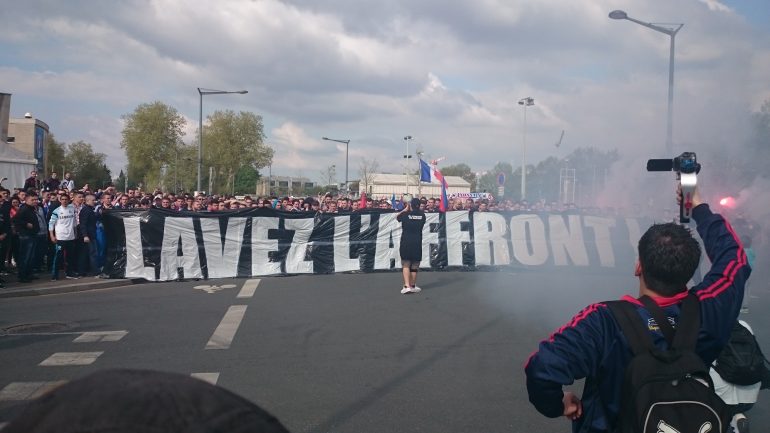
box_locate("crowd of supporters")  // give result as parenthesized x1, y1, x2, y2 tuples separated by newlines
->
(1, 170, 103, 287)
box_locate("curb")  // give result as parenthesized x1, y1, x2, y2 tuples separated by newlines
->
(0, 279, 142, 299)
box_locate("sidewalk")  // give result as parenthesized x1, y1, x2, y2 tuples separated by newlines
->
(0, 272, 139, 299)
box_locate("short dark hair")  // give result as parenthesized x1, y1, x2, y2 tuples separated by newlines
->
(638, 223, 701, 296)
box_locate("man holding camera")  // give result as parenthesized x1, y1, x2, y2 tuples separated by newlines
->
(525, 184, 751, 432)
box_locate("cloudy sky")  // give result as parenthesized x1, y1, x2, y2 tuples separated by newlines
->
(1, 0, 769, 185)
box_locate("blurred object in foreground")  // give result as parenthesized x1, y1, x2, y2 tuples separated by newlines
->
(4, 369, 291, 433)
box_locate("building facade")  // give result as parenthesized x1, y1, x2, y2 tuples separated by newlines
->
(0, 93, 39, 189)
(257, 175, 315, 196)
(359, 173, 471, 199)
(8, 114, 49, 175)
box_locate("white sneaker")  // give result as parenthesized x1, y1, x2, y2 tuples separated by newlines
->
(409, 286, 422, 293)
(733, 413, 749, 433)
(401, 286, 411, 294)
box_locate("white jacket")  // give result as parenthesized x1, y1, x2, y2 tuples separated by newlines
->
(49, 204, 77, 241)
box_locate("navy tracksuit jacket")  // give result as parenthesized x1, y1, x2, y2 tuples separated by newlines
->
(525, 204, 751, 433)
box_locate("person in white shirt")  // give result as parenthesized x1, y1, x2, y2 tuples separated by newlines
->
(710, 320, 762, 433)
(49, 193, 78, 280)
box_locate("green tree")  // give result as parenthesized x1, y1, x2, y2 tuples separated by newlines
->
(161, 143, 197, 194)
(524, 156, 562, 202)
(441, 163, 477, 190)
(477, 162, 514, 198)
(233, 164, 260, 196)
(115, 170, 127, 192)
(201, 110, 273, 194)
(121, 101, 186, 190)
(64, 141, 112, 190)
(45, 133, 66, 177)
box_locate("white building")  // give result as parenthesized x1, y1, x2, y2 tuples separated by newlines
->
(359, 173, 470, 199)
(256, 175, 315, 196)
(0, 93, 38, 190)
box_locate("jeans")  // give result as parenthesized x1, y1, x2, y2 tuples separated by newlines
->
(96, 224, 106, 270)
(18, 235, 36, 280)
(77, 239, 99, 276)
(34, 234, 48, 271)
(51, 239, 77, 279)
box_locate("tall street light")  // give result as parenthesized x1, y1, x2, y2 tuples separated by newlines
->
(518, 97, 534, 201)
(322, 137, 351, 194)
(403, 136, 413, 193)
(609, 10, 683, 155)
(197, 87, 248, 193)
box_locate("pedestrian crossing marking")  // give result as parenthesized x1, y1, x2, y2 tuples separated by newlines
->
(190, 372, 220, 385)
(0, 381, 67, 401)
(73, 330, 128, 343)
(237, 279, 261, 298)
(39, 352, 103, 366)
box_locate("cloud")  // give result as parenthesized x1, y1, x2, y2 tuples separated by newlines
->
(0, 0, 768, 190)
(698, 0, 733, 13)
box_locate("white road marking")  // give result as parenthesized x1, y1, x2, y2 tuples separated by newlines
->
(0, 381, 68, 401)
(237, 279, 261, 298)
(190, 372, 220, 385)
(73, 330, 128, 343)
(205, 305, 247, 350)
(39, 352, 103, 366)
(0, 332, 83, 337)
(193, 284, 237, 294)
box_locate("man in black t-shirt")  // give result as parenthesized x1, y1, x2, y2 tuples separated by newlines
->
(396, 198, 426, 294)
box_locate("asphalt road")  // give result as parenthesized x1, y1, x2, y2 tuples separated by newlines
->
(1, 270, 768, 432)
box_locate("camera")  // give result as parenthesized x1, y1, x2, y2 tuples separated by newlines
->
(646, 152, 701, 175)
(647, 152, 701, 224)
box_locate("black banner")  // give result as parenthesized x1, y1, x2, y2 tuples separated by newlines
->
(103, 209, 648, 281)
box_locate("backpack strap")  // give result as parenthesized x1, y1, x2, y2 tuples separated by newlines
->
(639, 293, 701, 350)
(639, 296, 677, 346)
(606, 300, 656, 356)
(671, 293, 701, 351)
(607, 293, 701, 354)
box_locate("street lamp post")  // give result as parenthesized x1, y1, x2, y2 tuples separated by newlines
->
(609, 10, 683, 155)
(403, 136, 413, 193)
(518, 97, 534, 201)
(322, 137, 351, 194)
(197, 87, 248, 193)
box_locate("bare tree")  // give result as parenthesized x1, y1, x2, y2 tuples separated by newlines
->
(358, 157, 380, 197)
(319, 164, 337, 189)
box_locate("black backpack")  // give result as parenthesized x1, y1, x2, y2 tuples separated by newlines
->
(713, 321, 770, 386)
(606, 294, 730, 433)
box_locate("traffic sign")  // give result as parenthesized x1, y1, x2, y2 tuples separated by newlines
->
(497, 173, 506, 186)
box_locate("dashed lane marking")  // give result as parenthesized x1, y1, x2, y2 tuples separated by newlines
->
(190, 372, 220, 385)
(237, 279, 261, 298)
(73, 330, 128, 343)
(205, 305, 247, 350)
(0, 381, 68, 401)
(39, 352, 103, 366)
